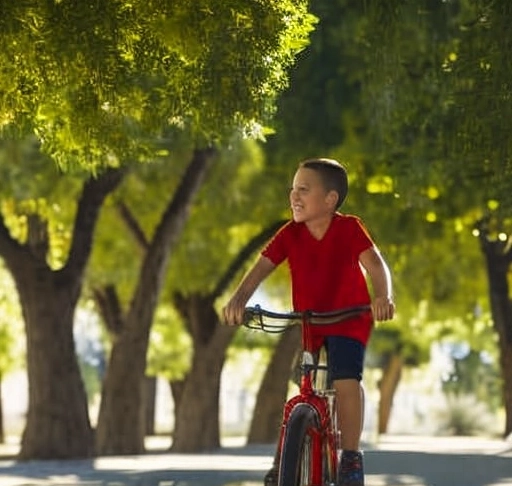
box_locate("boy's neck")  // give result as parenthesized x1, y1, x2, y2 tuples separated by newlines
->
(305, 213, 335, 240)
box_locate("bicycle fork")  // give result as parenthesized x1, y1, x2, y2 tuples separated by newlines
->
(275, 392, 339, 485)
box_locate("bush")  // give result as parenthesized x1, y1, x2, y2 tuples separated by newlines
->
(435, 394, 499, 436)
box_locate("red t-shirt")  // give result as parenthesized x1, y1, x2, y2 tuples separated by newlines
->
(261, 213, 374, 347)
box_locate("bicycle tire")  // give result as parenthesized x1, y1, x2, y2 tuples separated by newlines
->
(278, 403, 334, 486)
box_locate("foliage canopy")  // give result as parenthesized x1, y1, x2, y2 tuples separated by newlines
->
(0, 0, 316, 169)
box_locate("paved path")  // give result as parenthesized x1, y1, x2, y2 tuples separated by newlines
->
(0, 435, 511, 486)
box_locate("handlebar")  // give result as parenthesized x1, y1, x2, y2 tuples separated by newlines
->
(243, 304, 372, 333)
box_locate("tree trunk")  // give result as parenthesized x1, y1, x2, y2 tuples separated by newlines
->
(0, 168, 124, 460)
(498, 342, 512, 437)
(145, 376, 157, 436)
(95, 149, 215, 455)
(95, 328, 149, 454)
(247, 326, 301, 444)
(168, 220, 285, 452)
(378, 353, 403, 435)
(19, 275, 93, 459)
(476, 220, 512, 437)
(171, 339, 225, 451)
(171, 295, 237, 452)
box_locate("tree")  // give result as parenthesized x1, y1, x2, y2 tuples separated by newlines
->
(170, 219, 286, 452)
(351, 0, 512, 436)
(107, 150, 288, 452)
(0, 161, 124, 459)
(474, 215, 512, 436)
(0, 1, 315, 459)
(94, 148, 215, 455)
(88, 135, 292, 454)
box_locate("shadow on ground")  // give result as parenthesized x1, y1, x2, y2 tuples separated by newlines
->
(366, 448, 512, 486)
(1, 438, 511, 486)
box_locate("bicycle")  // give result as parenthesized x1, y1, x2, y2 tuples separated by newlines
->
(243, 304, 372, 486)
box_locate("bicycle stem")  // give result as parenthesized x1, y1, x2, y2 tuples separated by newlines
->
(300, 351, 316, 395)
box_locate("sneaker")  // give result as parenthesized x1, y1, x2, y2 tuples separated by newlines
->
(263, 465, 279, 486)
(337, 450, 364, 486)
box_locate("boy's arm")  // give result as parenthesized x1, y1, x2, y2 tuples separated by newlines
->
(359, 246, 395, 321)
(223, 255, 276, 326)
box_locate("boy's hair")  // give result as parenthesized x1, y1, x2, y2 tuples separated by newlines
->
(299, 158, 348, 209)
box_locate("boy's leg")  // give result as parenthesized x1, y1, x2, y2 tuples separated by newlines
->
(326, 337, 366, 486)
(334, 380, 365, 485)
(333, 378, 364, 451)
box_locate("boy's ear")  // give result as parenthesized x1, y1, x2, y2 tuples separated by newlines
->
(326, 190, 339, 208)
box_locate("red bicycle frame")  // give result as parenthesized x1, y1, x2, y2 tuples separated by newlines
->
(243, 304, 371, 486)
(275, 313, 338, 485)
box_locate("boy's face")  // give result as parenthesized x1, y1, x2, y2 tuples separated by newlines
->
(290, 167, 335, 223)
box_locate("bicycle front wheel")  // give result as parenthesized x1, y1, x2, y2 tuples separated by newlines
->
(278, 403, 324, 486)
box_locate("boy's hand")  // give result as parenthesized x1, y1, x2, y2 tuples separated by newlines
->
(372, 296, 395, 322)
(222, 296, 246, 326)
(221, 256, 275, 326)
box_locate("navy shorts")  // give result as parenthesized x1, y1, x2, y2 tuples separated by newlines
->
(324, 336, 365, 382)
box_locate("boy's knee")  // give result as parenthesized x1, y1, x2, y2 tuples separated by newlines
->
(330, 370, 362, 381)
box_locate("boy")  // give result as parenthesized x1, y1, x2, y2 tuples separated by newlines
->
(223, 158, 395, 486)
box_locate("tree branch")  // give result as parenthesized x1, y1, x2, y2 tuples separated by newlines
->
(212, 219, 287, 300)
(127, 147, 216, 327)
(93, 284, 124, 339)
(62, 167, 126, 280)
(116, 201, 149, 251)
